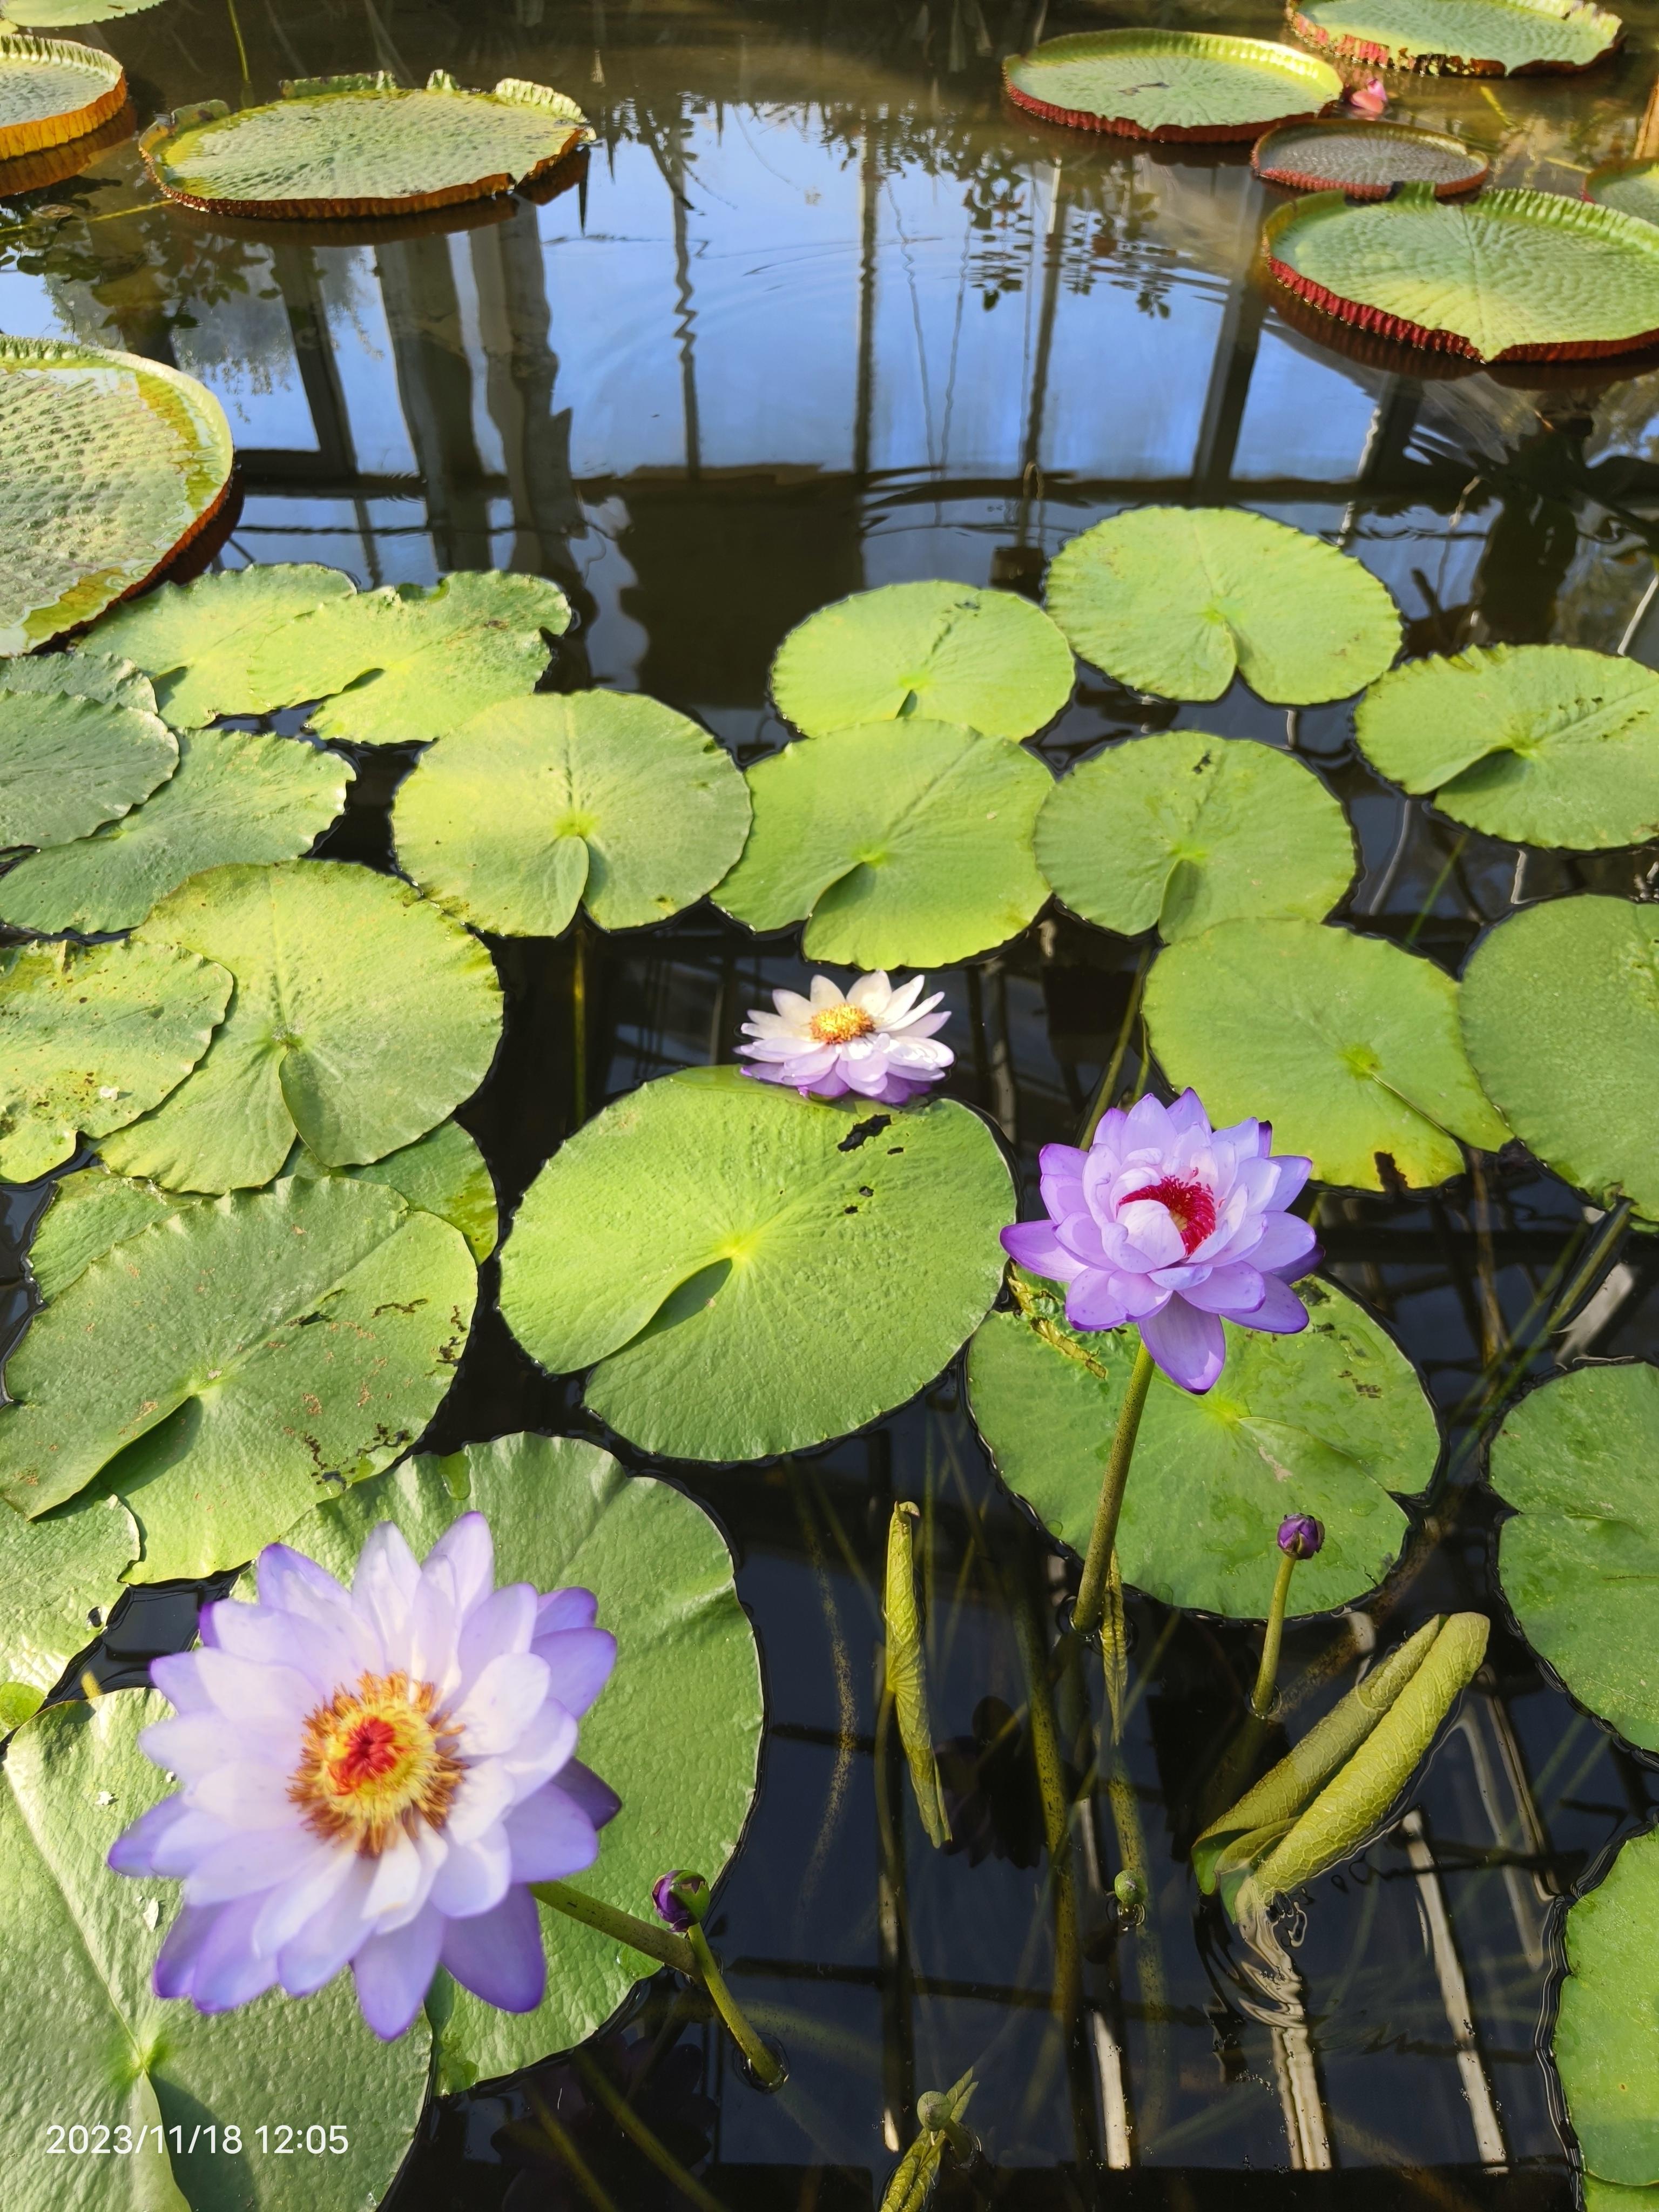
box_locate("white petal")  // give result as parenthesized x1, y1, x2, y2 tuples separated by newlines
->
(190, 1763, 309, 1832)
(425, 1512, 495, 1621)
(444, 1759, 517, 1845)
(139, 1710, 290, 1779)
(362, 1827, 431, 1926)
(847, 970, 892, 1013)
(451, 1653, 550, 1756)
(192, 1649, 318, 1731)
(878, 973, 926, 1023)
(204, 1602, 360, 1703)
(405, 1566, 461, 1702)
(770, 988, 815, 1024)
(807, 974, 845, 1009)
(351, 1523, 420, 1667)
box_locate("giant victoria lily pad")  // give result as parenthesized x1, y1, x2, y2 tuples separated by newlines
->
(100, 860, 502, 1193)
(1291, 0, 1621, 73)
(1354, 645, 1659, 848)
(715, 718, 1051, 967)
(1145, 919, 1508, 1190)
(0, 35, 125, 161)
(969, 1275, 1437, 1617)
(0, 679, 176, 852)
(1264, 185, 1659, 362)
(1252, 119, 1489, 198)
(141, 71, 591, 219)
(1003, 30, 1342, 141)
(392, 691, 751, 937)
(1044, 508, 1400, 706)
(1460, 896, 1659, 1221)
(500, 1068, 1013, 1461)
(287, 1432, 763, 2085)
(0, 338, 232, 655)
(1587, 160, 1659, 225)
(1556, 1827, 1659, 2192)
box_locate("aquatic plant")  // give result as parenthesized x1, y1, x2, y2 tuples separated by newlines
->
(738, 970, 953, 1104)
(884, 1500, 952, 1847)
(1250, 1514, 1325, 1718)
(1002, 30, 1343, 141)
(1290, 0, 1621, 75)
(879, 2071, 977, 2210)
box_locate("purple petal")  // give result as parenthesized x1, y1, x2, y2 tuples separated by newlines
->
(430, 1830, 513, 1919)
(1165, 1089, 1211, 1134)
(1062, 1272, 1138, 1332)
(188, 1896, 282, 2013)
(352, 1906, 444, 2040)
(456, 1583, 538, 1689)
(1271, 1155, 1313, 1208)
(556, 1759, 622, 1830)
(450, 1653, 550, 1755)
(504, 1783, 601, 1883)
(536, 1588, 598, 1634)
(528, 1627, 616, 1718)
(1243, 1212, 1319, 1275)
(1239, 1277, 1310, 1336)
(275, 1857, 376, 1997)
(1175, 1263, 1266, 1317)
(183, 1825, 314, 1906)
(1000, 1219, 1081, 1281)
(109, 1795, 195, 1877)
(1139, 1298, 1226, 1394)
(426, 1512, 495, 1618)
(440, 1885, 547, 2013)
(154, 1903, 217, 2000)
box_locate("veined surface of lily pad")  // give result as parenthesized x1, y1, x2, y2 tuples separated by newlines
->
(1587, 159, 1659, 224)
(1252, 119, 1489, 197)
(1264, 184, 1659, 361)
(714, 718, 1051, 967)
(0, 336, 232, 654)
(1, 1174, 476, 1579)
(500, 1068, 1013, 1461)
(1044, 508, 1400, 705)
(287, 1433, 763, 2085)
(1145, 919, 1507, 1190)
(1556, 1826, 1659, 2190)
(1, 1691, 430, 2212)
(1292, 0, 1620, 73)
(142, 72, 591, 219)
(0, 727, 351, 934)
(0, 938, 230, 1184)
(0, 1489, 137, 1727)
(0, 35, 124, 161)
(1003, 30, 1342, 141)
(1036, 730, 1354, 942)
(1493, 1364, 1659, 1755)
(88, 561, 354, 725)
(968, 1274, 1436, 1616)
(1460, 896, 1659, 1220)
(1354, 645, 1659, 848)
(101, 860, 502, 1193)
(0, 646, 159, 714)
(770, 580, 1075, 739)
(0, 683, 176, 852)
(287, 1116, 497, 1261)
(392, 691, 751, 938)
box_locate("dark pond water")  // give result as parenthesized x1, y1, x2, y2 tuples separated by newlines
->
(6, 0, 1659, 2203)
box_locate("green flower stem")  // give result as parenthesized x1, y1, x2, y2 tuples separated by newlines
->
(685, 1921, 786, 2089)
(1250, 1549, 1299, 1718)
(1071, 1337, 1156, 1638)
(572, 2051, 730, 2212)
(532, 1880, 695, 1974)
(527, 2086, 622, 2212)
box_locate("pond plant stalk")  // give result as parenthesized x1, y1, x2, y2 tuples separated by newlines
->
(1251, 1514, 1325, 1719)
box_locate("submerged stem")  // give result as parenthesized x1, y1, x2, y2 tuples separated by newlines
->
(1250, 1550, 1298, 1719)
(1072, 1338, 1156, 1638)
(685, 1922, 785, 2088)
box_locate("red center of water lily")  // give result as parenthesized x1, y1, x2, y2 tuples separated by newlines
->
(334, 1716, 402, 1790)
(1122, 1175, 1216, 1256)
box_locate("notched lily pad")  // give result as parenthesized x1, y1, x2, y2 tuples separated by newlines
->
(1003, 30, 1342, 141)
(1556, 1826, 1659, 2191)
(0, 34, 124, 161)
(1252, 118, 1489, 197)
(1292, 0, 1621, 75)
(287, 1116, 497, 1261)
(0, 681, 176, 853)
(0, 1488, 138, 1723)
(1587, 160, 1659, 225)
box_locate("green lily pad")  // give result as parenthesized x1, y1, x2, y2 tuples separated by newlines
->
(1002, 30, 1342, 141)
(1036, 730, 1355, 942)
(392, 692, 751, 938)
(1, 1172, 475, 1580)
(1264, 185, 1659, 364)
(0, 646, 160, 715)
(967, 1274, 1437, 1617)
(1354, 646, 1659, 849)
(100, 860, 502, 1193)
(285, 1432, 763, 2086)
(500, 1068, 1013, 1461)
(0, 729, 352, 935)
(1492, 1365, 1659, 1756)
(714, 719, 1051, 968)
(0, 35, 125, 161)
(287, 1117, 496, 1261)
(142, 73, 590, 219)
(25, 1162, 187, 1301)
(1044, 508, 1400, 706)
(0, 938, 231, 1185)
(1587, 160, 1659, 225)
(0, 1489, 138, 1724)
(1460, 896, 1659, 1221)
(1, 1690, 429, 2212)
(2, 0, 166, 24)
(1144, 919, 1508, 1191)
(1252, 119, 1489, 198)
(0, 337, 232, 656)
(1292, 0, 1621, 74)
(89, 564, 571, 743)
(769, 581, 1075, 740)
(1556, 1826, 1659, 2190)
(0, 684, 176, 853)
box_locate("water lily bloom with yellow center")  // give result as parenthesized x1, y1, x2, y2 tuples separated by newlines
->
(109, 1516, 619, 2041)
(737, 970, 952, 1104)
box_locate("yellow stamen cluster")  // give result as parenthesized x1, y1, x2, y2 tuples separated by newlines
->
(289, 1671, 463, 1857)
(808, 1003, 875, 1045)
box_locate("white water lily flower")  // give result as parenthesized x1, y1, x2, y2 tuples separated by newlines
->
(109, 1515, 619, 2042)
(737, 970, 953, 1105)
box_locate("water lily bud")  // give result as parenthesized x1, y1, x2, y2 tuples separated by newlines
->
(652, 1869, 710, 1930)
(1278, 1513, 1324, 1561)
(1113, 1867, 1147, 1912)
(1347, 76, 1388, 114)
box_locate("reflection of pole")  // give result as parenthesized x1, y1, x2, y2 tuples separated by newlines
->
(874, 1665, 916, 2154)
(376, 237, 490, 569)
(1401, 1809, 1507, 2167)
(1016, 161, 1064, 543)
(854, 125, 879, 486)
(668, 116, 701, 482)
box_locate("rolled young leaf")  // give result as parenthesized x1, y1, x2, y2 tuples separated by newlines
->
(884, 1501, 951, 1847)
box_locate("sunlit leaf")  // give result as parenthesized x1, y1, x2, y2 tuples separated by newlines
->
(0, 1488, 138, 1721)
(1003, 29, 1341, 139)
(287, 1116, 497, 1261)
(1293, 0, 1620, 73)
(1587, 159, 1659, 225)
(87, 562, 355, 728)
(1252, 119, 1488, 198)
(0, 646, 160, 714)
(0, 683, 176, 852)
(1556, 1825, 1659, 2191)
(0, 35, 125, 160)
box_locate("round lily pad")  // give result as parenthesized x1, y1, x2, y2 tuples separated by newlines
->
(0, 646, 160, 714)
(287, 1432, 763, 2085)
(0, 683, 176, 852)
(0, 336, 233, 655)
(1264, 184, 1659, 363)
(1460, 896, 1659, 1221)
(287, 1116, 497, 1261)
(1044, 508, 1400, 706)
(500, 1068, 1013, 1462)
(141, 71, 591, 219)
(1556, 1826, 1659, 2190)
(0, 728, 352, 934)
(1144, 919, 1508, 1191)
(1587, 160, 1659, 225)
(1036, 730, 1355, 942)
(1292, 0, 1621, 73)
(0, 34, 124, 162)
(1252, 119, 1489, 198)
(101, 860, 503, 1194)
(968, 1274, 1437, 1617)
(1492, 1365, 1659, 1756)
(769, 581, 1075, 740)
(1354, 645, 1659, 849)
(0, 938, 230, 1185)
(1, 1691, 429, 2212)
(1, 1172, 476, 1580)
(714, 718, 1051, 968)
(392, 692, 751, 938)
(0, 1488, 138, 1725)
(1003, 30, 1342, 141)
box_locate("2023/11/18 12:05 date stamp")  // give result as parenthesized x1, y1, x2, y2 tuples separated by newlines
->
(45, 2123, 351, 2155)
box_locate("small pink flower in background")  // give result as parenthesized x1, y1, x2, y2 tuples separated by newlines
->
(1347, 77, 1388, 113)
(737, 970, 952, 1105)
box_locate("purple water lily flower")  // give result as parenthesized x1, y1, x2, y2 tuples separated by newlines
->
(109, 1515, 620, 2042)
(737, 970, 952, 1105)
(1000, 1089, 1318, 1394)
